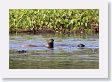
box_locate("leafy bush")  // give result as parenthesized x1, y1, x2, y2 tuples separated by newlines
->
(9, 9, 99, 34)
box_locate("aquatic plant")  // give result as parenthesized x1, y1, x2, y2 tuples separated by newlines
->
(9, 9, 99, 34)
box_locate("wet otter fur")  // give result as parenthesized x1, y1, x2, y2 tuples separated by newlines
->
(21, 44, 38, 48)
(17, 50, 27, 53)
(47, 39, 54, 48)
(77, 44, 85, 48)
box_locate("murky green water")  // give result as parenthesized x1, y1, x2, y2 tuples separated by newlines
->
(9, 33, 99, 69)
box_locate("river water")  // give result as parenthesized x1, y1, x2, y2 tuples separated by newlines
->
(9, 33, 99, 69)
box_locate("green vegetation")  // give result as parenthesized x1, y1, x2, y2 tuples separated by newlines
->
(9, 9, 99, 34)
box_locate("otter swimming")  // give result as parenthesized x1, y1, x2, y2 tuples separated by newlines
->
(77, 44, 85, 48)
(46, 39, 54, 48)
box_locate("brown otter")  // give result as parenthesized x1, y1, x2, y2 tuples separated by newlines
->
(17, 50, 27, 53)
(22, 39, 54, 49)
(77, 44, 85, 48)
(46, 39, 54, 48)
(26, 44, 38, 47)
(21, 44, 38, 48)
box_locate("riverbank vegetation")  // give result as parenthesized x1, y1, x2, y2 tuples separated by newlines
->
(9, 9, 99, 34)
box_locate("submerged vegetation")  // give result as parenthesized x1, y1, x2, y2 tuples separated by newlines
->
(9, 9, 99, 34)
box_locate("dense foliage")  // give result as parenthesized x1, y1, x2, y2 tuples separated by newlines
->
(9, 9, 99, 34)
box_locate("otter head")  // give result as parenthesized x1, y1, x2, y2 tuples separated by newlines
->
(77, 44, 85, 48)
(48, 39, 54, 43)
(47, 39, 54, 48)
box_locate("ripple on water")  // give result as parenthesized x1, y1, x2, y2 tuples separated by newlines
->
(9, 34, 99, 52)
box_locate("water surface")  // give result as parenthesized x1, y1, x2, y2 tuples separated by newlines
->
(9, 33, 99, 69)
